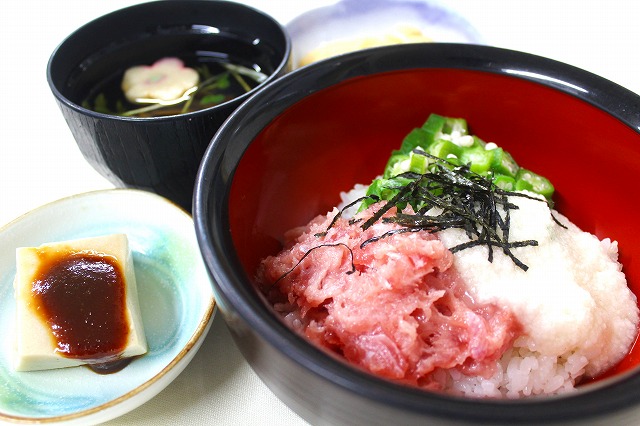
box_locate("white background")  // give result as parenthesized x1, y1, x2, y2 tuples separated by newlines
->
(1, 1, 639, 424)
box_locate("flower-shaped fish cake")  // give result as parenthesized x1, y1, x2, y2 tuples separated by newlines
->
(121, 57, 199, 104)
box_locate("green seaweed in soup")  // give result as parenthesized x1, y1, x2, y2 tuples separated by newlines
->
(82, 56, 267, 118)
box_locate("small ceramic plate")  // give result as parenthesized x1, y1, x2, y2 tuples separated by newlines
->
(287, 0, 484, 68)
(0, 189, 216, 425)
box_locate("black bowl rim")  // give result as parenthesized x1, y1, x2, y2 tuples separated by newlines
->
(194, 42, 640, 424)
(46, 0, 291, 123)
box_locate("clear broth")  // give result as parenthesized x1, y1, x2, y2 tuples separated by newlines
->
(83, 54, 264, 117)
(68, 31, 278, 118)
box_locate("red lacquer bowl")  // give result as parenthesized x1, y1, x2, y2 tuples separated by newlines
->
(194, 43, 640, 425)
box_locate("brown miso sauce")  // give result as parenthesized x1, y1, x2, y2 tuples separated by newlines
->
(29, 250, 130, 372)
(87, 357, 135, 375)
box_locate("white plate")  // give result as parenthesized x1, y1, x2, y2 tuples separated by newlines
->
(0, 189, 216, 425)
(287, 0, 484, 68)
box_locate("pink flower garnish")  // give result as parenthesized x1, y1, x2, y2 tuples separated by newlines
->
(121, 57, 199, 103)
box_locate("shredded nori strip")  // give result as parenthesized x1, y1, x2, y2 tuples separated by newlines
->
(322, 151, 565, 271)
(314, 195, 376, 238)
(267, 243, 356, 290)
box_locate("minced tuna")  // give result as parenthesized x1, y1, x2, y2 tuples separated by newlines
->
(255, 189, 639, 398)
(256, 203, 521, 389)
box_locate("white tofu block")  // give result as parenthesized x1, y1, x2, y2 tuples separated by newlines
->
(14, 234, 147, 372)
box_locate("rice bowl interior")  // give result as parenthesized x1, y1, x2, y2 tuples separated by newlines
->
(194, 44, 640, 425)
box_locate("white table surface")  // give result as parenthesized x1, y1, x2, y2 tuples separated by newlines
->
(1, 1, 639, 424)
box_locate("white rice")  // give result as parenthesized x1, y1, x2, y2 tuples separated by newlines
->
(338, 184, 639, 398)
